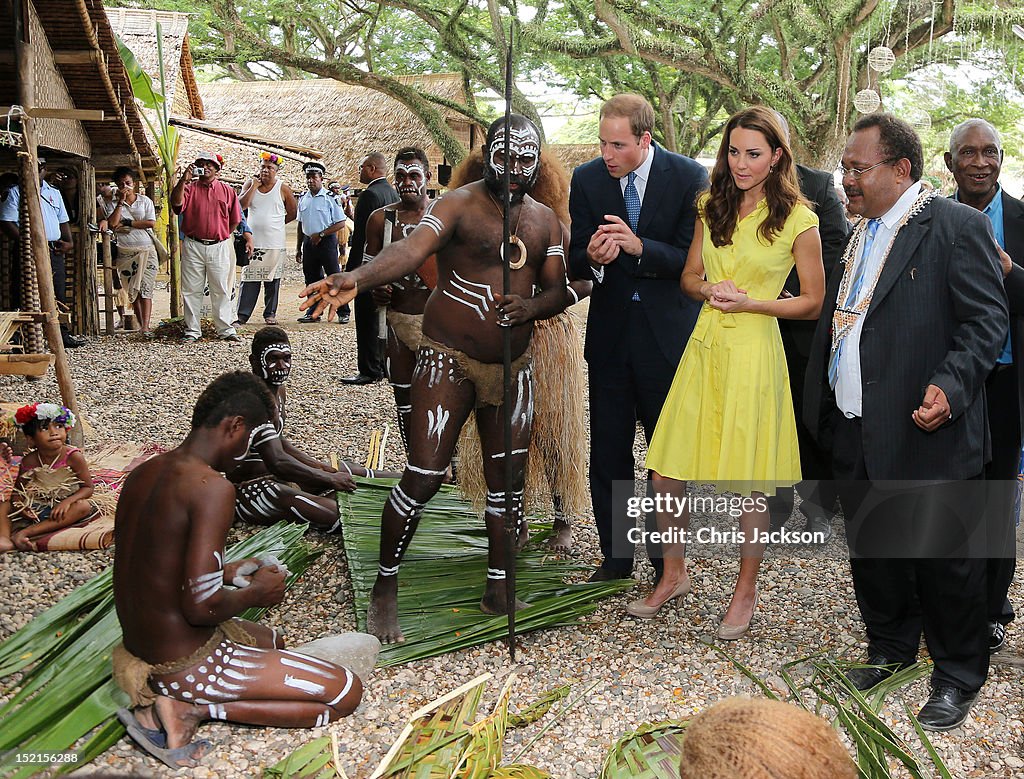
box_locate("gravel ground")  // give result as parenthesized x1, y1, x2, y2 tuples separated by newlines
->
(0, 260, 1022, 778)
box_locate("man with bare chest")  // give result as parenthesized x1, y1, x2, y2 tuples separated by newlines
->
(112, 372, 361, 768)
(301, 115, 569, 643)
(366, 147, 435, 453)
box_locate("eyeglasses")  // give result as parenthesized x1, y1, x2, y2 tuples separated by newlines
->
(838, 158, 897, 179)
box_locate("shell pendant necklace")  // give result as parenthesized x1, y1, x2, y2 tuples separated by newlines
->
(488, 192, 527, 270)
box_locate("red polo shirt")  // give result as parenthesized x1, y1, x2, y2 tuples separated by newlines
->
(176, 179, 241, 242)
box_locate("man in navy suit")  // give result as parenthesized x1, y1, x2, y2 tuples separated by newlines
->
(944, 118, 1023, 654)
(568, 94, 709, 581)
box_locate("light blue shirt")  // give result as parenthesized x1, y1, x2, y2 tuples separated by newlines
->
(0, 182, 69, 242)
(297, 188, 344, 236)
(956, 186, 1010, 364)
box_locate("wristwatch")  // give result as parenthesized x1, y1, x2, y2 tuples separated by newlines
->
(318, 231, 325, 238)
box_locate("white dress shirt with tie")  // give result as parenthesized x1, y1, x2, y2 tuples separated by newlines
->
(591, 144, 656, 283)
(836, 180, 923, 418)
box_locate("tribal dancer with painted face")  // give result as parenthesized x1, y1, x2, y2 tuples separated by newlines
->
(113, 373, 362, 769)
(448, 150, 591, 555)
(301, 115, 570, 643)
(231, 326, 397, 532)
(366, 148, 436, 453)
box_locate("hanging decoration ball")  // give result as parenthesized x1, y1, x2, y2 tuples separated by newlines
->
(853, 89, 881, 114)
(867, 45, 897, 73)
(906, 109, 932, 131)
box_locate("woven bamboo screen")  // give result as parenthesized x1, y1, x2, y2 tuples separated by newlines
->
(29, 1, 90, 158)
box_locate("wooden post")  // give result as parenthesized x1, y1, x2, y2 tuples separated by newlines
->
(16, 0, 83, 446)
(168, 212, 180, 318)
(100, 232, 114, 334)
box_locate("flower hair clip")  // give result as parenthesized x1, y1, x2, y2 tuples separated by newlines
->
(13, 402, 77, 430)
(260, 152, 283, 167)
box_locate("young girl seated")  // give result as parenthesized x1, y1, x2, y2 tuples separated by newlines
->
(0, 403, 97, 552)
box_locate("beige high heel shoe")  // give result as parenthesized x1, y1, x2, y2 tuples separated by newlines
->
(625, 577, 691, 619)
(716, 590, 759, 640)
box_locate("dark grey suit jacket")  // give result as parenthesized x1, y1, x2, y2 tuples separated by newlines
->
(1000, 190, 1024, 424)
(804, 193, 1008, 479)
(349, 178, 399, 271)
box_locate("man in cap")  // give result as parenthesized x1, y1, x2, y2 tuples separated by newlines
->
(171, 152, 242, 343)
(0, 159, 86, 348)
(296, 162, 347, 323)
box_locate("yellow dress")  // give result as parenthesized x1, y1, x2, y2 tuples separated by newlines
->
(645, 197, 818, 497)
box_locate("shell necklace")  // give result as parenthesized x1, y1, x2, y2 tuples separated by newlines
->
(488, 193, 527, 270)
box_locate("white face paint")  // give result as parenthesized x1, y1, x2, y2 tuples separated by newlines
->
(394, 162, 427, 199)
(259, 344, 292, 385)
(487, 125, 541, 180)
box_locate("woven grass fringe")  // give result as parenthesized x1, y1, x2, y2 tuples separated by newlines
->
(457, 310, 588, 519)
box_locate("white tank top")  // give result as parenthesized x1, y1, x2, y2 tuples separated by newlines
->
(247, 179, 286, 249)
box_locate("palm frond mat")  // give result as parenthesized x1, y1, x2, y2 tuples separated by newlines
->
(0, 522, 322, 778)
(267, 673, 579, 778)
(338, 479, 633, 667)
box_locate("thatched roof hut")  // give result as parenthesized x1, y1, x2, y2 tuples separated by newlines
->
(549, 144, 600, 173)
(186, 75, 481, 189)
(106, 7, 205, 121)
(0, 0, 159, 340)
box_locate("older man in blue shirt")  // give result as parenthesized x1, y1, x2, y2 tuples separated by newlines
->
(945, 118, 1024, 655)
(295, 162, 347, 323)
(0, 160, 85, 347)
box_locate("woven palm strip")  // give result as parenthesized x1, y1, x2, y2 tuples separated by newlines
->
(599, 721, 689, 779)
(456, 310, 589, 519)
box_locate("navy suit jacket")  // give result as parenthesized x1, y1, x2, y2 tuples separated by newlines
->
(568, 143, 709, 368)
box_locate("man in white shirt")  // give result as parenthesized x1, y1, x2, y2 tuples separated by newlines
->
(805, 113, 1006, 731)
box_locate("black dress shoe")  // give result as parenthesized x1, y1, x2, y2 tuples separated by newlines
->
(337, 313, 350, 324)
(588, 567, 631, 583)
(917, 686, 978, 731)
(62, 334, 86, 348)
(989, 621, 1007, 653)
(844, 655, 911, 691)
(340, 374, 378, 385)
(804, 513, 833, 543)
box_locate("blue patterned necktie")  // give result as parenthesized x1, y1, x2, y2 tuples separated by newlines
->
(828, 218, 881, 388)
(624, 171, 640, 232)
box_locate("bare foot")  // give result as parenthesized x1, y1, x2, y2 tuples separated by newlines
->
(721, 587, 758, 627)
(367, 578, 405, 643)
(480, 579, 530, 614)
(548, 518, 572, 554)
(153, 694, 205, 751)
(0, 537, 14, 553)
(12, 533, 36, 551)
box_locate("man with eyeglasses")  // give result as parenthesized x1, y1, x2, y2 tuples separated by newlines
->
(944, 118, 1023, 657)
(804, 113, 1006, 731)
(568, 93, 708, 584)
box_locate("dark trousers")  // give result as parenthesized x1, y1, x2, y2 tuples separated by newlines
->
(984, 364, 1020, 626)
(301, 235, 341, 284)
(832, 413, 989, 692)
(767, 335, 838, 524)
(50, 247, 70, 335)
(589, 304, 676, 575)
(354, 291, 384, 378)
(236, 279, 282, 322)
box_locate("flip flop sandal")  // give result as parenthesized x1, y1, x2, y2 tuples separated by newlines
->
(116, 707, 166, 748)
(117, 707, 210, 769)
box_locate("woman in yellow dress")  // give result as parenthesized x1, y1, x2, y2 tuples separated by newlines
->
(633, 106, 825, 639)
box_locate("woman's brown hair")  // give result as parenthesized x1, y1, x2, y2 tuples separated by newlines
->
(703, 105, 806, 248)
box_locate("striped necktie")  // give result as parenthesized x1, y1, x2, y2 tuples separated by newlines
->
(828, 218, 881, 389)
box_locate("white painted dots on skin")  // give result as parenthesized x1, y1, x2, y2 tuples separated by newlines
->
(383, 485, 426, 570)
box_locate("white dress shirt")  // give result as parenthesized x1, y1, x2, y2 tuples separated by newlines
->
(836, 181, 923, 417)
(593, 144, 656, 283)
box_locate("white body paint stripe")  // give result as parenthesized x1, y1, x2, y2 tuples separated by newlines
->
(327, 670, 355, 706)
(284, 675, 326, 696)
